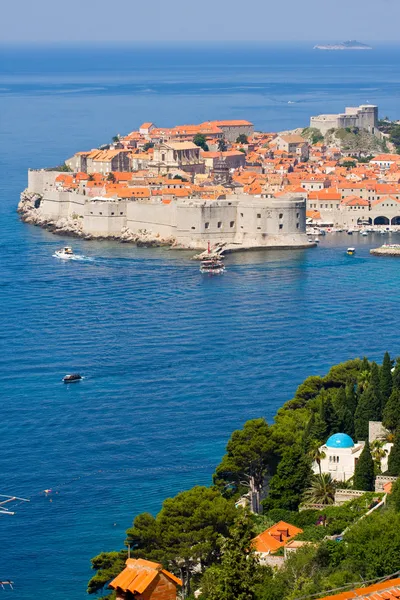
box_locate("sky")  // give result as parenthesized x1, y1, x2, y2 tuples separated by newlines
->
(2, 0, 400, 43)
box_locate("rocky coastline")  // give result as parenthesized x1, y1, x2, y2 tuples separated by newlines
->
(17, 189, 177, 248)
(370, 245, 400, 257)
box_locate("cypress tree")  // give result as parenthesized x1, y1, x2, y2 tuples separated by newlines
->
(335, 387, 355, 438)
(380, 352, 393, 411)
(393, 357, 400, 391)
(335, 387, 347, 415)
(353, 441, 374, 491)
(382, 388, 400, 432)
(388, 428, 400, 476)
(361, 357, 370, 372)
(354, 385, 381, 441)
(341, 407, 355, 439)
(319, 394, 339, 437)
(370, 362, 383, 419)
(345, 382, 358, 414)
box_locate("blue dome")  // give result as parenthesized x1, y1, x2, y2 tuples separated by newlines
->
(326, 433, 354, 449)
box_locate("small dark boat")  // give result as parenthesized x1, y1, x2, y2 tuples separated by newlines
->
(63, 373, 82, 383)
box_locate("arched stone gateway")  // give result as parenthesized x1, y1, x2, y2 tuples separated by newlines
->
(374, 216, 390, 225)
(391, 216, 400, 225)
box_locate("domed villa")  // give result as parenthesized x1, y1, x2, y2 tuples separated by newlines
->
(312, 433, 365, 482)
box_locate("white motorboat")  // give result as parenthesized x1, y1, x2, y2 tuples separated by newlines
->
(361, 231, 368, 236)
(54, 247, 75, 260)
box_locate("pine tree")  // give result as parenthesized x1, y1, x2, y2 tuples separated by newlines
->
(354, 383, 381, 441)
(207, 512, 259, 600)
(388, 428, 400, 476)
(264, 445, 312, 511)
(353, 441, 375, 491)
(383, 388, 400, 432)
(380, 352, 393, 411)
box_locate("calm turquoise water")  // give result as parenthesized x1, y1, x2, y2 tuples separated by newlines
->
(1, 44, 400, 599)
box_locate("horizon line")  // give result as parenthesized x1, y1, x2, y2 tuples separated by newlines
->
(1, 39, 400, 46)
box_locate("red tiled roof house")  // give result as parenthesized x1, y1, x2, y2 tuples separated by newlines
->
(109, 558, 182, 600)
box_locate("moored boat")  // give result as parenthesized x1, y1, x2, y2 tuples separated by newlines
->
(63, 373, 83, 383)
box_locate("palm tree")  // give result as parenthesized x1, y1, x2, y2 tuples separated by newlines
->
(304, 473, 336, 505)
(371, 439, 388, 473)
(308, 441, 326, 475)
(357, 370, 370, 393)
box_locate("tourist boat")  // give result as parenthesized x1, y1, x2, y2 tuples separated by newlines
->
(346, 247, 356, 255)
(314, 238, 320, 243)
(54, 247, 75, 259)
(63, 373, 83, 383)
(200, 258, 225, 274)
(361, 230, 368, 236)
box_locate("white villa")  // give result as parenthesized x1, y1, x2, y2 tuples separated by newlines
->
(313, 431, 391, 482)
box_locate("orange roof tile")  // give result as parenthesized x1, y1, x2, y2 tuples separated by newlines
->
(342, 195, 369, 207)
(252, 521, 303, 554)
(110, 558, 182, 595)
(317, 577, 400, 600)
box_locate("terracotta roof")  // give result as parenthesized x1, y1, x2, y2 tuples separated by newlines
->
(164, 141, 198, 150)
(307, 210, 322, 219)
(110, 558, 182, 594)
(316, 577, 400, 600)
(371, 154, 400, 162)
(278, 135, 307, 144)
(371, 195, 400, 206)
(252, 521, 303, 554)
(140, 122, 154, 129)
(207, 119, 253, 127)
(342, 195, 369, 207)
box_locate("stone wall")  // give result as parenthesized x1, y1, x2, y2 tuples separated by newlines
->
(375, 475, 398, 492)
(334, 489, 365, 506)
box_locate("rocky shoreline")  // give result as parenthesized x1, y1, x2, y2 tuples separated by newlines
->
(17, 189, 177, 248)
(370, 245, 400, 257)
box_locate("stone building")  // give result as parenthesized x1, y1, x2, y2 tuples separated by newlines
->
(151, 141, 205, 175)
(202, 150, 246, 174)
(204, 119, 254, 142)
(66, 149, 131, 174)
(310, 105, 378, 136)
(273, 135, 309, 161)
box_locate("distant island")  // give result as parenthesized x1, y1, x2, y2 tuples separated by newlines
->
(314, 40, 373, 51)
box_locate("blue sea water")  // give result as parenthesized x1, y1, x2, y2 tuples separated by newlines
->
(1, 43, 400, 599)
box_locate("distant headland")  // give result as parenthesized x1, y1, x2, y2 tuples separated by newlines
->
(314, 40, 373, 51)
